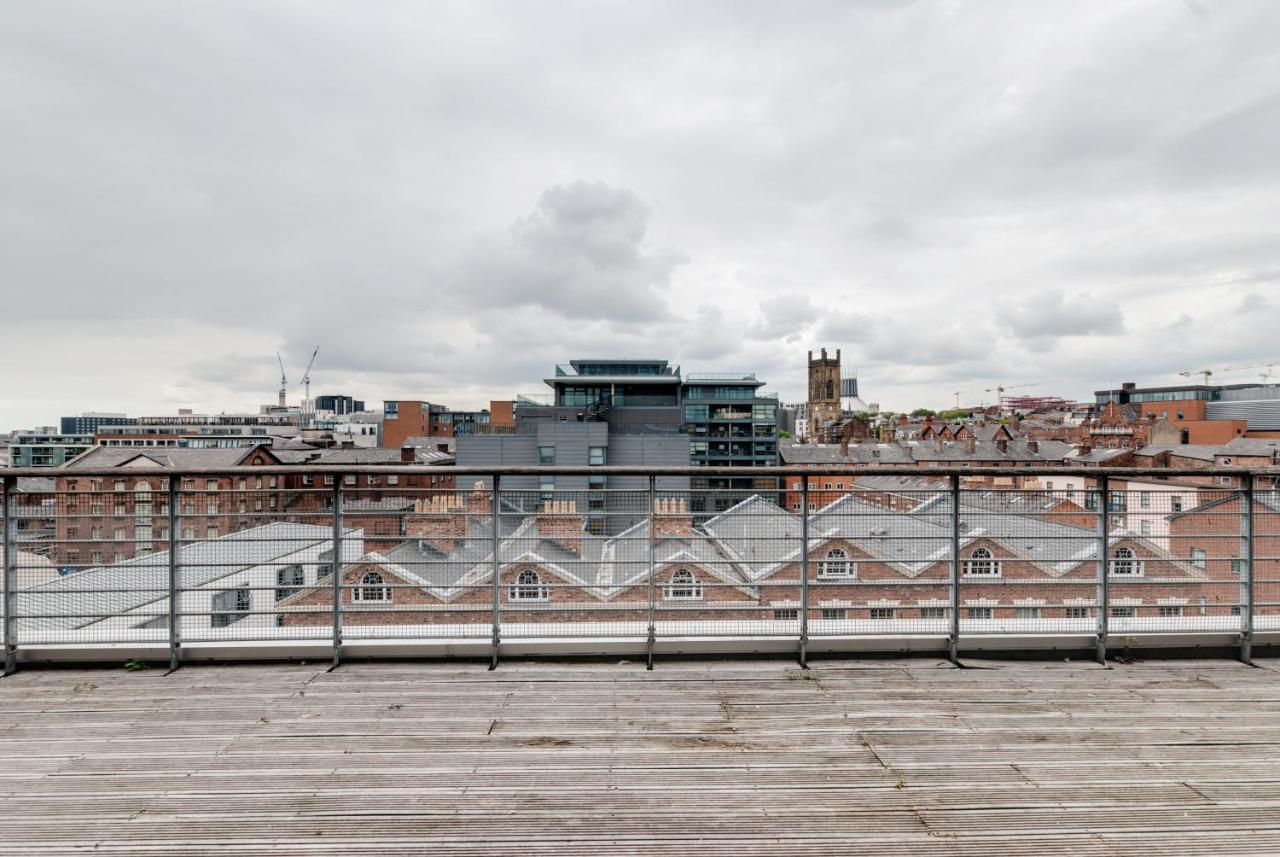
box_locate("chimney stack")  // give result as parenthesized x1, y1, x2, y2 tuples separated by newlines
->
(965, 435, 976, 455)
(400, 445, 415, 463)
(653, 496, 694, 538)
(537, 500, 585, 554)
(406, 492, 468, 553)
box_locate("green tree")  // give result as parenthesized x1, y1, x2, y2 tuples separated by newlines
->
(910, 408, 936, 417)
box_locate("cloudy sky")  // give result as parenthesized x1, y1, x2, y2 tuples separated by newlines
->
(3, 1, 1280, 430)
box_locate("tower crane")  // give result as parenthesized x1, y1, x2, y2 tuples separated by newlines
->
(300, 347, 319, 404)
(983, 380, 1060, 398)
(276, 351, 288, 408)
(1179, 362, 1279, 386)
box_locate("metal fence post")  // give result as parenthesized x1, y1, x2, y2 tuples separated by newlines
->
(1096, 476, 1110, 665)
(1242, 474, 1255, 665)
(799, 478, 810, 668)
(646, 474, 657, 670)
(167, 476, 180, 671)
(949, 474, 961, 665)
(331, 476, 343, 669)
(490, 475, 501, 671)
(3, 476, 15, 676)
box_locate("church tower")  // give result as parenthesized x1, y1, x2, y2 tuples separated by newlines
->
(807, 348, 841, 438)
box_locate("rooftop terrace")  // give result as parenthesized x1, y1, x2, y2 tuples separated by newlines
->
(3, 657, 1280, 855)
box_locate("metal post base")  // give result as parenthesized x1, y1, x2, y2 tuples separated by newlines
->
(3, 648, 15, 676)
(1095, 636, 1107, 666)
(798, 636, 808, 669)
(948, 636, 960, 667)
(489, 637, 499, 671)
(168, 647, 181, 673)
(646, 631, 655, 671)
(1241, 635, 1254, 666)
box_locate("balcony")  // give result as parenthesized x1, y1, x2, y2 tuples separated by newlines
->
(2, 463, 1278, 669)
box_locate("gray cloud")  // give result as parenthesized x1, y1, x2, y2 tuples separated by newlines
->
(996, 289, 1126, 345)
(4, 1, 1280, 426)
(455, 181, 683, 322)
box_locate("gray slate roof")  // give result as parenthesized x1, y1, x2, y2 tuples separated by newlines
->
(12, 523, 342, 635)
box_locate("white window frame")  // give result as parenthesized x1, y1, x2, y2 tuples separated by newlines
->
(818, 548, 853, 578)
(352, 571, 391, 603)
(964, 547, 1001, 577)
(663, 569, 703, 600)
(1110, 547, 1143, 576)
(509, 569, 549, 601)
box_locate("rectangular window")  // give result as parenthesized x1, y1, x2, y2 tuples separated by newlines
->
(324, 475, 334, 486)
(1014, 607, 1041, 620)
(206, 525, 218, 539)
(1065, 606, 1092, 619)
(920, 607, 947, 620)
(344, 475, 356, 486)
(1190, 548, 1206, 569)
(588, 446, 606, 466)
(684, 404, 709, 422)
(1110, 606, 1137, 618)
(772, 609, 799, 621)
(302, 475, 314, 486)
(1170, 496, 1183, 513)
(114, 480, 126, 492)
(869, 608, 895, 620)
(206, 480, 218, 492)
(387, 475, 399, 486)
(540, 475, 554, 502)
(1232, 559, 1246, 575)
(1140, 492, 1151, 509)
(968, 607, 993, 620)
(1140, 520, 1151, 536)
(113, 528, 125, 541)
(1158, 606, 1184, 618)
(820, 608, 847, 620)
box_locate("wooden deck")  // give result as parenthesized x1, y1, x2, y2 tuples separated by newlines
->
(3, 657, 1280, 855)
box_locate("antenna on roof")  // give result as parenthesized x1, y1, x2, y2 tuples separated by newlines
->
(276, 351, 288, 408)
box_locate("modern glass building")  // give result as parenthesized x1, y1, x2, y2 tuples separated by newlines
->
(681, 374, 779, 512)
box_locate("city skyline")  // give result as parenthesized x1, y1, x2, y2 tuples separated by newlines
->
(4, 2, 1280, 428)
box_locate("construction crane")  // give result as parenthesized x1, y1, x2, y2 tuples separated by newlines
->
(276, 352, 288, 408)
(300, 347, 319, 404)
(952, 390, 965, 409)
(983, 380, 1059, 398)
(1179, 362, 1279, 386)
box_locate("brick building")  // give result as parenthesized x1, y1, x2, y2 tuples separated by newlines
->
(52, 446, 286, 569)
(279, 486, 1224, 628)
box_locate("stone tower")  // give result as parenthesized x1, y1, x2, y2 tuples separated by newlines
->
(807, 348, 841, 438)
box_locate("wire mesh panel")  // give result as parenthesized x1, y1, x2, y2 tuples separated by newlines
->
(498, 484, 650, 641)
(955, 486, 1101, 636)
(656, 484, 799, 640)
(179, 474, 338, 643)
(1257, 480, 1280, 633)
(13, 475, 170, 645)
(335, 478, 494, 641)
(1156, 484, 1250, 633)
(795, 479, 952, 638)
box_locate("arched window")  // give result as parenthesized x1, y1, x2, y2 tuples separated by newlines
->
(353, 571, 390, 602)
(1110, 547, 1142, 576)
(964, 547, 1000, 576)
(819, 548, 852, 578)
(510, 569, 548, 601)
(664, 568, 703, 600)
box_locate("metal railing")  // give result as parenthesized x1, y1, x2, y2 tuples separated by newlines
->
(2, 464, 1278, 672)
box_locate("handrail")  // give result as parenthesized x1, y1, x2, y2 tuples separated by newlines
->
(8, 464, 1280, 479)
